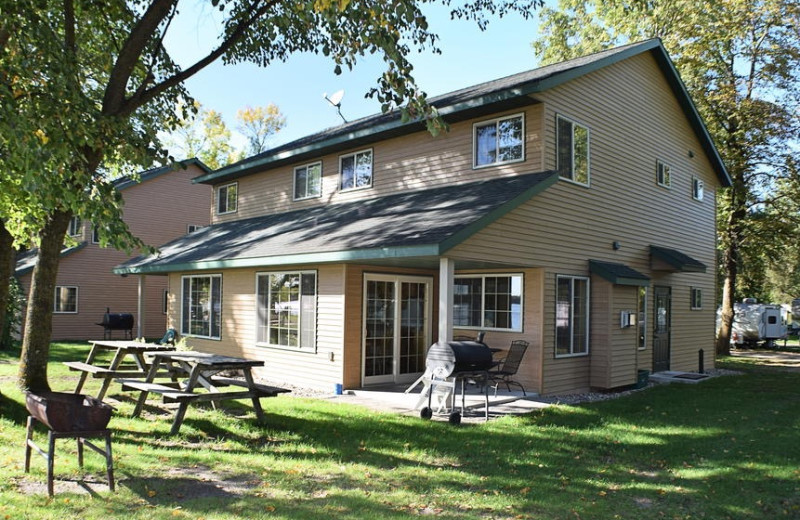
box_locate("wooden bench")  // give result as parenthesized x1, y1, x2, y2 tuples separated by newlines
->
(209, 376, 291, 397)
(64, 362, 114, 376)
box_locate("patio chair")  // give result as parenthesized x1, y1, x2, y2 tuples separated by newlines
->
(488, 340, 529, 396)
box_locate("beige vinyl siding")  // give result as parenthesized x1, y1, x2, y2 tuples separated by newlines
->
(448, 52, 720, 394)
(590, 280, 640, 389)
(18, 164, 211, 341)
(212, 104, 545, 223)
(168, 264, 346, 391)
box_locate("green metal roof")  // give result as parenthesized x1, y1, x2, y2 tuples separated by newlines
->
(194, 39, 731, 188)
(589, 260, 650, 287)
(650, 245, 707, 273)
(114, 171, 559, 275)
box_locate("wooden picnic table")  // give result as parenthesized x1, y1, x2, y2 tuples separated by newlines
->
(64, 340, 177, 400)
(117, 351, 289, 435)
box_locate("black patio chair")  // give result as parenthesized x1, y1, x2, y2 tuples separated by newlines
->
(488, 340, 529, 396)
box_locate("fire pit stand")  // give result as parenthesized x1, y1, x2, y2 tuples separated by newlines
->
(24, 392, 115, 496)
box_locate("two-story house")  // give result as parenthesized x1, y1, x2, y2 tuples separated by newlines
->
(17, 159, 211, 341)
(116, 40, 731, 395)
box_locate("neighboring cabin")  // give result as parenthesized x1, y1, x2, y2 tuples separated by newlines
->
(16, 159, 211, 341)
(117, 40, 731, 395)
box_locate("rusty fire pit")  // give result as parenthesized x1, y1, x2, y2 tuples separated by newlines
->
(25, 392, 112, 432)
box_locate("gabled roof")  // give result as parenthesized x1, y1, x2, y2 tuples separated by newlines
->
(195, 39, 731, 188)
(114, 158, 211, 191)
(114, 171, 559, 275)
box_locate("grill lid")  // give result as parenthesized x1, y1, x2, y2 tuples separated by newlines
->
(426, 340, 494, 378)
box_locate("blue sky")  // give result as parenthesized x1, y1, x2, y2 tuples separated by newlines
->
(163, 2, 550, 149)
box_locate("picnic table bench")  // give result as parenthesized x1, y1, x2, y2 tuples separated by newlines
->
(119, 351, 289, 435)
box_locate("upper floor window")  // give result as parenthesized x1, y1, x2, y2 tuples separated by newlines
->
(556, 115, 590, 185)
(340, 149, 372, 191)
(54, 286, 78, 313)
(294, 161, 322, 200)
(67, 217, 82, 237)
(91, 224, 100, 244)
(453, 274, 523, 332)
(555, 275, 589, 357)
(188, 224, 205, 233)
(181, 274, 222, 339)
(256, 271, 317, 349)
(216, 182, 238, 215)
(692, 177, 704, 201)
(657, 160, 671, 188)
(473, 113, 524, 168)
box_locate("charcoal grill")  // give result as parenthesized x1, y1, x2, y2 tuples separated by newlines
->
(96, 308, 134, 340)
(419, 340, 495, 424)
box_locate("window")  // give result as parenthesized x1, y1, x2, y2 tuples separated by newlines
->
(692, 177, 704, 201)
(453, 274, 523, 331)
(637, 286, 647, 350)
(657, 160, 671, 188)
(92, 224, 100, 244)
(67, 217, 82, 237)
(181, 274, 222, 339)
(257, 271, 317, 349)
(556, 115, 590, 185)
(294, 161, 322, 200)
(340, 149, 372, 191)
(691, 287, 702, 310)
(555, 275, 589, 356)
(216, 182, 238, 215)
(188, 225, 204, 233)
(473, 113, 524, 168)
(163, 289, 169, 314)
(54, 286, 78, 313)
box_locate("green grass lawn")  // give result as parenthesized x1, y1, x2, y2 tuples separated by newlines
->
(1, 342, 798, 520)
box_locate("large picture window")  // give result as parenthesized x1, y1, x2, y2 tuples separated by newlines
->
(340, 149, 372, 191)
(181, 274, 222, 339)
(257, 271, 317, 349)
(216, 182, 238, 215)
(294, 162, 322, 200)
(453, 274, 523, 331)
(556, 275, 589, 356)
(556, 115, 590, 185)
(473, 114, 524, 168)
(54, 286, 78, 313)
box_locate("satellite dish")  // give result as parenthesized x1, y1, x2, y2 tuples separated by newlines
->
(322, 89, 347, 123)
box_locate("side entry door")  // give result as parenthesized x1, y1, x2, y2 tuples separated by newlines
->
(653, 286, 671, 372)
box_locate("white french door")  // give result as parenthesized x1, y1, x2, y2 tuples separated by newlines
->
(362, 274, 432, 385)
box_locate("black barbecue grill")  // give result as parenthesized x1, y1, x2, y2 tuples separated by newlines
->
(96, 308, 134, 340)
(420, 340, 496, 424)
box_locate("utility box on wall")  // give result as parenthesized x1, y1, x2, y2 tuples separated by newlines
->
(620, 311, 636, 328)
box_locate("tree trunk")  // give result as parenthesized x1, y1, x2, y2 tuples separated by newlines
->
(0, 220, 14, 349)
(17, 210, 72, 391)
(716, 243, 737, 356)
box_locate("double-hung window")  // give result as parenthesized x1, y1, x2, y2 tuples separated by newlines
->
(556, 115, 590, 185)
(692, 177, 704, 200)
(54, 286, 78, 313)
(217, 182, 238, 215)
(68, 217, 82, 237)
(340, 149, 372, 191)
(657, 160, 671, 188)
(294, 162, 322, 200)
(257, 271, 317, 349)
(690, 287, 702, 310)
(555, 275, 589, 356)
(181, 274, 222, 339)
(473, 113, 524, 168)
(453, 274, 523, 331)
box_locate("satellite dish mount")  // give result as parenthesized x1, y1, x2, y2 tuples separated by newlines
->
(323, 90, 347, 124)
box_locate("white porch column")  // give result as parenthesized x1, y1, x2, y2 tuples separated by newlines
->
(137, 274, 146, 339)
(438, 257, 455, 343)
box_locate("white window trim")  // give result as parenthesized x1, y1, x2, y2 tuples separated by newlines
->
(556, 114, 591, 187)
(293, 161, 323, 201)
(187, 224, 204, 233)
(180, 273, 222, 340)
(91, 224, 100, 244)
(638, 286, 647, 351)
(453, 273, 524, 333)
(216, 182, 238, 215)
(472, 112, 526, 169)
(656, 160, 672, 189)
(68, 216, 82, 237)
(54, 286, 79, 314)
(338, 148, 373, 192)
(692, 177, 704, 201)
(555, 275, 590, 358)
(690, 287, 702, 310)
(255, 270, 318, 351)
